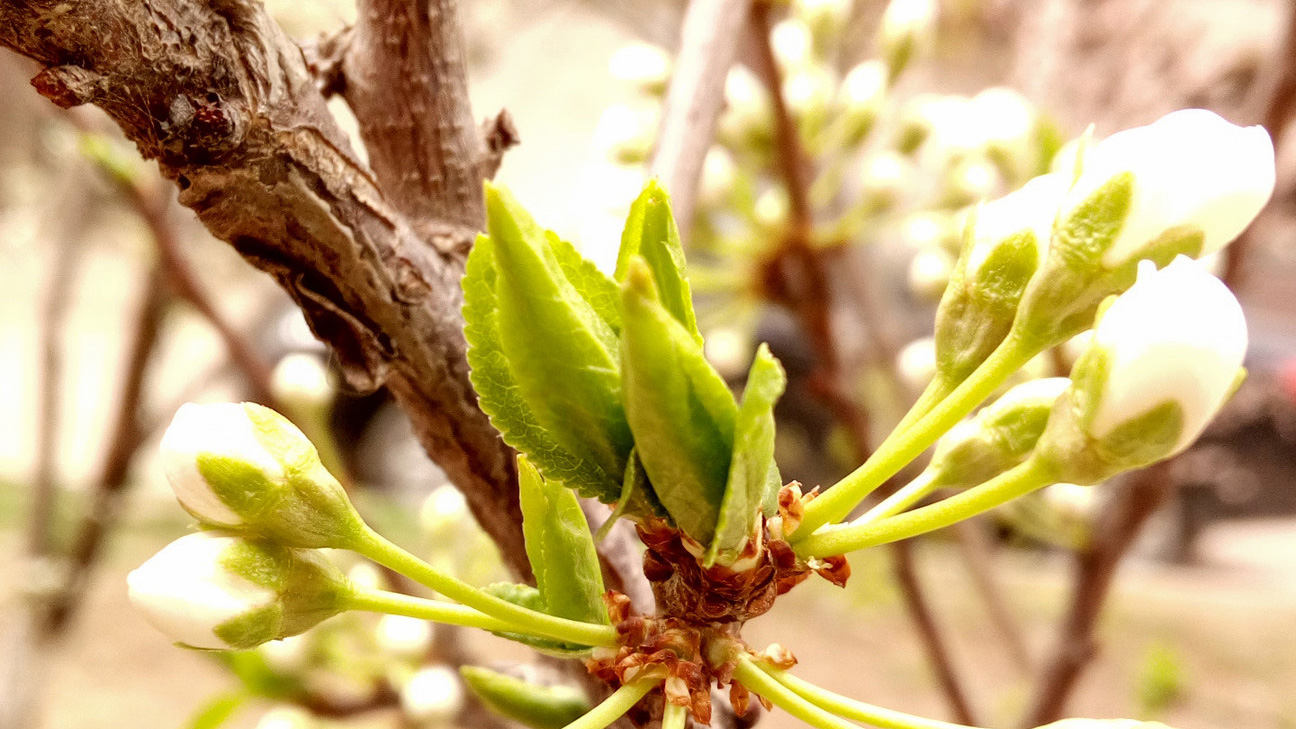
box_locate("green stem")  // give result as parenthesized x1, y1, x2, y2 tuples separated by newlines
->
(562, 678, 660, 729)
(892, 374, 955, 440)
(793, 334, 1034, 540)
(732, 657, 860, 729)
(349, 527, 619, 648)
(854, 468, 939, 526)
(797, 456, 1057, 558)
(763, 665, 979, 729)
(661, 700, 689, 729)
(345, 588, 519, 634)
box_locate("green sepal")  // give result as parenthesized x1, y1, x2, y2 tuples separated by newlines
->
(1036, 348, 1185, 483)
(620, 257, 738, 546)
(1014, 174, 1205, 349)
(518, 456, 609, 626)
(928, 385, 1060, 491)
(934, 216, 1042, 387)
(481, 583, 593, 657)
(464, 230, 620, 503)
(460, 667, 592, 729)
(485, 183, 633, 489)
(706, 344, 786, 567)
(213, 539, 348, 648)
(615, 180, 702, 345)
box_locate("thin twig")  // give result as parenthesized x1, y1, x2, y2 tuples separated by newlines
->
(28, 169, 93, 557)
(954, 519, 1032, 674)
(746, 5, 977, 721)
(650, 0, 754, 237)
(123, 179, 283, 410)
(1018, 463, 1175, 727)
(42, 263, 169, 632)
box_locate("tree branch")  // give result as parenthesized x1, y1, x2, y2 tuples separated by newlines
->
(341, 0, 490, 237)
(0, 0, 531, 579)
(1018, 463, 1175, 727)
(650, 0, 753, 236)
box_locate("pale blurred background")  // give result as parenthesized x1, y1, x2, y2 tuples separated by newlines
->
(2, 1, 1296, 728)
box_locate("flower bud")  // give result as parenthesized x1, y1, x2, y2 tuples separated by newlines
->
(771, 19, 814, 70)
(878, 0, 937, 80)
(698, 148, 737, 208)
(1035, 257, 1247, 483)
(402, 665, 465, 725)
(907, 250, 952, 301)
(270, 353, 334, 411)
(1064, 109, 1273, 268)
(1016, 110, 1273, 346)
(255, 707, 314, 729)
(795, 0, 852, 47)
(934, 173, 1070, 386)
(608, 43, 672, 95)
(160, 402, 365, 548)
(376, 614, 435, 660)
(924, 377, 1070, 491)
(836, 60, 888, 146)
(592, 103, 659, 165)
(895, 337, 937, 394)
(127, 532, 347, 650)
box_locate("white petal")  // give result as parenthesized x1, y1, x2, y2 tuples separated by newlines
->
(401, 665, 464, 723)
(1089, 257, 1247, 452)
(966, 173, 1072, 279)
(1061, 109, 1274, 267)
(159, 403, 285, 526)
(127, 532, 276, 649)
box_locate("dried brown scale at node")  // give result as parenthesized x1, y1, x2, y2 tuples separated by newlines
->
(588, 485, 852, 724)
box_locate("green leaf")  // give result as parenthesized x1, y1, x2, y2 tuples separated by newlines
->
(183, 691, 250, 729)
(460, 667, 592, 729)
(615, 179, 702, 344)
(706, 344, 786, 566)
(620, 257, 738, 545)
(481, 583, 592, 657)
(486, 183, 634, 489)
(549, 231, 621, 334)
(518, 456, 609, 625)
(464, 234, 620, 503)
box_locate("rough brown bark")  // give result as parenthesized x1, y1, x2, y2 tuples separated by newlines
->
(0, 0, 531, 578)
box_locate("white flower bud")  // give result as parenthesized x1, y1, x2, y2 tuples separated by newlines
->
(401, 665, 465, 725)
(755, 188, 790, 228)
(703, 327, 752, 380)
(963, 173, 1070, 280)
(895, 337, 936, 393)
(1086, 257, 1246, 455)
(934, 174, 1071, 384)
(907, 250, 952, 301)
(1037, 257, 1246, 482)
(419, 483, 469, 536)
(1061, 109, 1274, 268)
(375, 614, 435, 660)
(128, 532, 347, 650)
(794, 0, 853, 41)
(842, 60, 887, 106)
(591, 104, 659, 165)
(945, 156, 999, 205)
(926, 377, 1071, 490)
(698, 148, 737, 207)
(878, 0, 937, 78)
(255, 706, 314, 729)
(608, 43, 672, 94)
(159, 402, 365, 548)
(271, 353, 334, 410)
(861, 150, 910, 208)
(771, 19, 814, 70)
